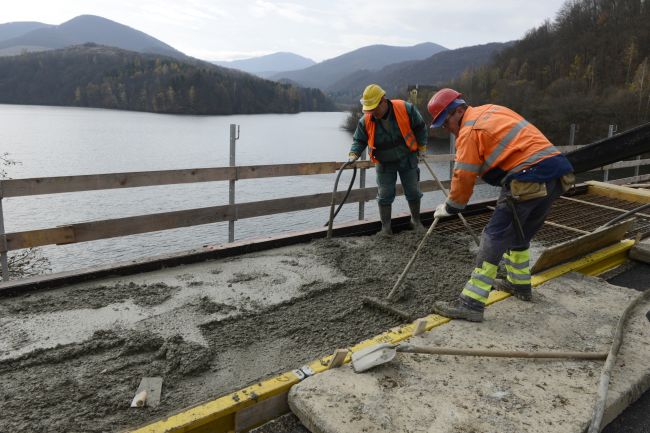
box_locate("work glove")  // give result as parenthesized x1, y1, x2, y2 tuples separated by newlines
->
(434, 203, 451, 219)
(348, 151, 360, 162)
(417, 145, 427, 160)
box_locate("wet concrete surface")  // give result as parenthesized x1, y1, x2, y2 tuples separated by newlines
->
(0, 228, 477, 432)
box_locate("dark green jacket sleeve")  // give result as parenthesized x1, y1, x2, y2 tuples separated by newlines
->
(406, 102, 427, 148)
(350, 116, 368, 156)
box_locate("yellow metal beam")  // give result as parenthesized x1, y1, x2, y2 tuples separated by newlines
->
(129, 371, 301, 433)
(532, 240, 634, 287)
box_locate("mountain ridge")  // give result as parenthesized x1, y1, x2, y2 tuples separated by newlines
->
(212, 52, 316, 78)
(0, 15, 185, 59)
(270, 42, 447, 90)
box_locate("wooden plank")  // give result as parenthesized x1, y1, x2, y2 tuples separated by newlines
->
(586, 181, 650, 204)
(557, 145, 586, 152)
(327, 349, 350, 369)
(1, 168, 233, 197)
(423, 154, 454, 162)
(607, 173, 650, 186)
(0, 157, 466, 198)
(530, 219, 634, 274)
(413, 319, 428, 336)
(0, 162, 375, 198)
(4, 179, 453, 251)
(3, 226, 74, 252)
(597, 158, 650, 170)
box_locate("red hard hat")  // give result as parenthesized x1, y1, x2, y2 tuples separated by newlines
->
(427, 88, 462, 124)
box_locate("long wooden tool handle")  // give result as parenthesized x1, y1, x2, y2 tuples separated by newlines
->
(421, 158, 480, 246)
(399, 345, 608, 360)
(385, 217, 440, 302)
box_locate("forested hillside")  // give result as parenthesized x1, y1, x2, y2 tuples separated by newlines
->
(0, 44, 335, 114)
(329, 43, 509, 105)
(438, 0, 650, 145)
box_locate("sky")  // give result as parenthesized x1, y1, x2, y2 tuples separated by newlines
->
(2, 0, 570, 62)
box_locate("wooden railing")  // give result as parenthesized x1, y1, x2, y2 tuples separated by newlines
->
(0, 155, 461, 280)
(1, 148, 648, 281)
(0, 157, 458, 251)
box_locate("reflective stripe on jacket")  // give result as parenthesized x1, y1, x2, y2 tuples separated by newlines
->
(447, 105, 561, 211)
(364, 99, 418, 163)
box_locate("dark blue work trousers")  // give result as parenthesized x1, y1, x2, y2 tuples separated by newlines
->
(475, 177, 564, 267)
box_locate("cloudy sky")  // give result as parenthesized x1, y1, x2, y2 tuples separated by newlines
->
(3, 0, 569, 62)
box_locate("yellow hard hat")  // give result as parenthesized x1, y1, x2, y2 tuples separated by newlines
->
(360, 84, 386, 111)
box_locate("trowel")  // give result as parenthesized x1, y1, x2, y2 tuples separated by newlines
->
(351, 342, 607, 373)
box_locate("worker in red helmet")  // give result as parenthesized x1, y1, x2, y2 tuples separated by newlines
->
(428, 88, 574, 322)
(348, 84, 428, 235)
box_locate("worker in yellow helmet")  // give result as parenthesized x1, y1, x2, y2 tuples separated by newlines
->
(348, 84, 428, 235)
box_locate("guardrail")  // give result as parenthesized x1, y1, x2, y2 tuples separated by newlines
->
(0, 152, 464, 280)
(1, 128, 648, 281)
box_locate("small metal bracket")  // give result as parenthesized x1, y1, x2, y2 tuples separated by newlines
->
(298, 365, 314, 379)
(291, 369, 306, 381)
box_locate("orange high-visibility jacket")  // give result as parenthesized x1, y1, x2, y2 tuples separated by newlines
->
(447, 104, 561, 210)
(364, 99, 419, 163)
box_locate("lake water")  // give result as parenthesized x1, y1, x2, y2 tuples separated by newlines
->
(1, 104, 499, 273)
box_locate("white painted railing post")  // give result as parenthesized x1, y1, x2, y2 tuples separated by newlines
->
(604, 125, 616, 182)
(0, 193, 9, 281)
(569, 123, 576, 146)
(229, 124, 240, 243)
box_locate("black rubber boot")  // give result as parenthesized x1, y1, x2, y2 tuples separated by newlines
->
(378, 204, 393, 235)
(493, 278, 532, 301)
(407, 199, 425, 232)
(432, 299, 484, 322)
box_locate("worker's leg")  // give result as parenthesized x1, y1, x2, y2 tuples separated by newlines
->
(432, 187, 514, 321)
(495, 178, 564, 300)
(376, 163, 398, 235)
(398, 153, 424, 231)
(431, 260, 497, 322)
(495, 249, 532, 301)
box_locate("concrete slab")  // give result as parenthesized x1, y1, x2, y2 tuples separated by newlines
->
(289, 273, 650, 433)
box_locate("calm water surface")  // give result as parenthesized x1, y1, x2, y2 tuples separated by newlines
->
(1, 104, 498, 273)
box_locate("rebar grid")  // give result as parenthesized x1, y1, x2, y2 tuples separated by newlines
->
(432, 192, 650, 248)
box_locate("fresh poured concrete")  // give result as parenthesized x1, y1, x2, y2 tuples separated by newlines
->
(289, 273, 650, 433)
(0, 229, 478, 432)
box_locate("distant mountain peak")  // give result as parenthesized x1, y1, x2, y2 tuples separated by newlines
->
(212, 52, 316, 78)
(0, 14, 185, 59)
(269, 42, 448, 90)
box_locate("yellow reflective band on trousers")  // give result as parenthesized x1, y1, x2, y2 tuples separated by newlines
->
(503, 249, 531, 285)
(461, 261, 498, 305)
